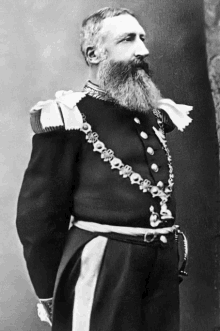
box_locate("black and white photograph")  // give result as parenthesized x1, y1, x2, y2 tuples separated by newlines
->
(1, 0, 220, 330)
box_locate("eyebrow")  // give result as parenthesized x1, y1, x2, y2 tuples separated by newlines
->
(115, 32, 146, 42)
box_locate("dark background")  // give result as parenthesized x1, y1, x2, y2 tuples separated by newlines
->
(1, 0, 219, 330)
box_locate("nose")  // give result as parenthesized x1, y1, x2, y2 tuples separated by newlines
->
(134, 40, 149, 58)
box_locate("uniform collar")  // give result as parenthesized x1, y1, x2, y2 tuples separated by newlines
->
(83, 81, 114, 102)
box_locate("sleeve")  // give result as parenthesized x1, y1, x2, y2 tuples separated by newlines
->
(157, 98, 193, 132)
(160, 109, 176, 133)
(16, 130, 82, 298)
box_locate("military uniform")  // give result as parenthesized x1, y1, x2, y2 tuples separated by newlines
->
(16, 82, 191, 331)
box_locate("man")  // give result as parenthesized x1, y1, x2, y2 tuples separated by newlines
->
(16, 7, 192, 331)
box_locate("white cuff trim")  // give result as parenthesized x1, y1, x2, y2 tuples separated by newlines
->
(38, 297, 53, 301)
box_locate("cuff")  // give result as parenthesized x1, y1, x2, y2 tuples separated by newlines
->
(37, 298, 53, 326)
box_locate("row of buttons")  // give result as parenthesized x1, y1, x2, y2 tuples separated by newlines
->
(134, 117, 159, 173)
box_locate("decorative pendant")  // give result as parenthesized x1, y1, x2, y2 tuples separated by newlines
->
(160, 202, 174, 220)
(149, 206, 163, 227)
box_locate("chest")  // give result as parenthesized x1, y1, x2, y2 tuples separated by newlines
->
(77, 99, 170, 186)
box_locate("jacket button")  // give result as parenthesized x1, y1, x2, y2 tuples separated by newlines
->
(147, 147, 154, 155)
(157, 181, 164, 188)
(140, 131, 148, 139)
(151, 163, 159, 172)
(134, 117, 140, 124)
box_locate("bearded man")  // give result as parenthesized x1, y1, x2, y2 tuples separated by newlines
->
(16, 7, 192, 331)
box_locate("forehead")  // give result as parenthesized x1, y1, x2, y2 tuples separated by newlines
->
(100, 14, 145, 40)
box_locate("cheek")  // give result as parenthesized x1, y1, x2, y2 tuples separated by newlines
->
(99, 50, 108, 61)
(109, 48, 133, 62)
(96, 44, 108, 61)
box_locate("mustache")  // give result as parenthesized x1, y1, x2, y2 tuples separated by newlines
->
(130, 58, 153, 77)
(109, 58, 153, 79)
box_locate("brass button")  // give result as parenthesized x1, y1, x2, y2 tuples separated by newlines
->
(151, 163, 159, 172)
(147, 147, 154, 155)
(134, 117, 140, 124)
(140, 131, 148, 139)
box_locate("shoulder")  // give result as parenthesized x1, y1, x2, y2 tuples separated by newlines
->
(157, 98, 193, 132)
(30, 90, 86, 134)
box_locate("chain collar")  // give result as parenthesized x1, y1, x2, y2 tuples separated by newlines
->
(82, 83, 174, 198)
(81, 82, 175, 227)
(80, 112, 175, 227)
(152, 109, 174, 194)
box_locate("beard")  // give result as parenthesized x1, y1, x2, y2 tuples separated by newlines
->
(97, 57, 161, 113)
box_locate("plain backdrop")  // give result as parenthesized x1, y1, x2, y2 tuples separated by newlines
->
(0, 0, 219, 330)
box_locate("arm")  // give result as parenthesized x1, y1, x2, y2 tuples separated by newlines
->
(157, 98, 193, 132)
(16, 130, 82, 299)
(160, 109, 176, 133)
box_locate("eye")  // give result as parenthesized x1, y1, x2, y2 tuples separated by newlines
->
(140, 36, 146, 43)
(123, 36, 133, 42)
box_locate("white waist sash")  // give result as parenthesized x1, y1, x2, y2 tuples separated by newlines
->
(74, 220, 178, 236)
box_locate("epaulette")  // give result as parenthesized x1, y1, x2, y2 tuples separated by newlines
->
(30, 90, 86, 134)
(157, 98, 193, 132)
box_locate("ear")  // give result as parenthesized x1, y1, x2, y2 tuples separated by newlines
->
(86, 46, 101, 65)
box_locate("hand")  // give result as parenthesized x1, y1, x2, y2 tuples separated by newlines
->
(37, 298, 53, 326)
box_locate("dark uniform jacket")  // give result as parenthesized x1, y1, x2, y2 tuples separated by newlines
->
(16, 91, 175, 299)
